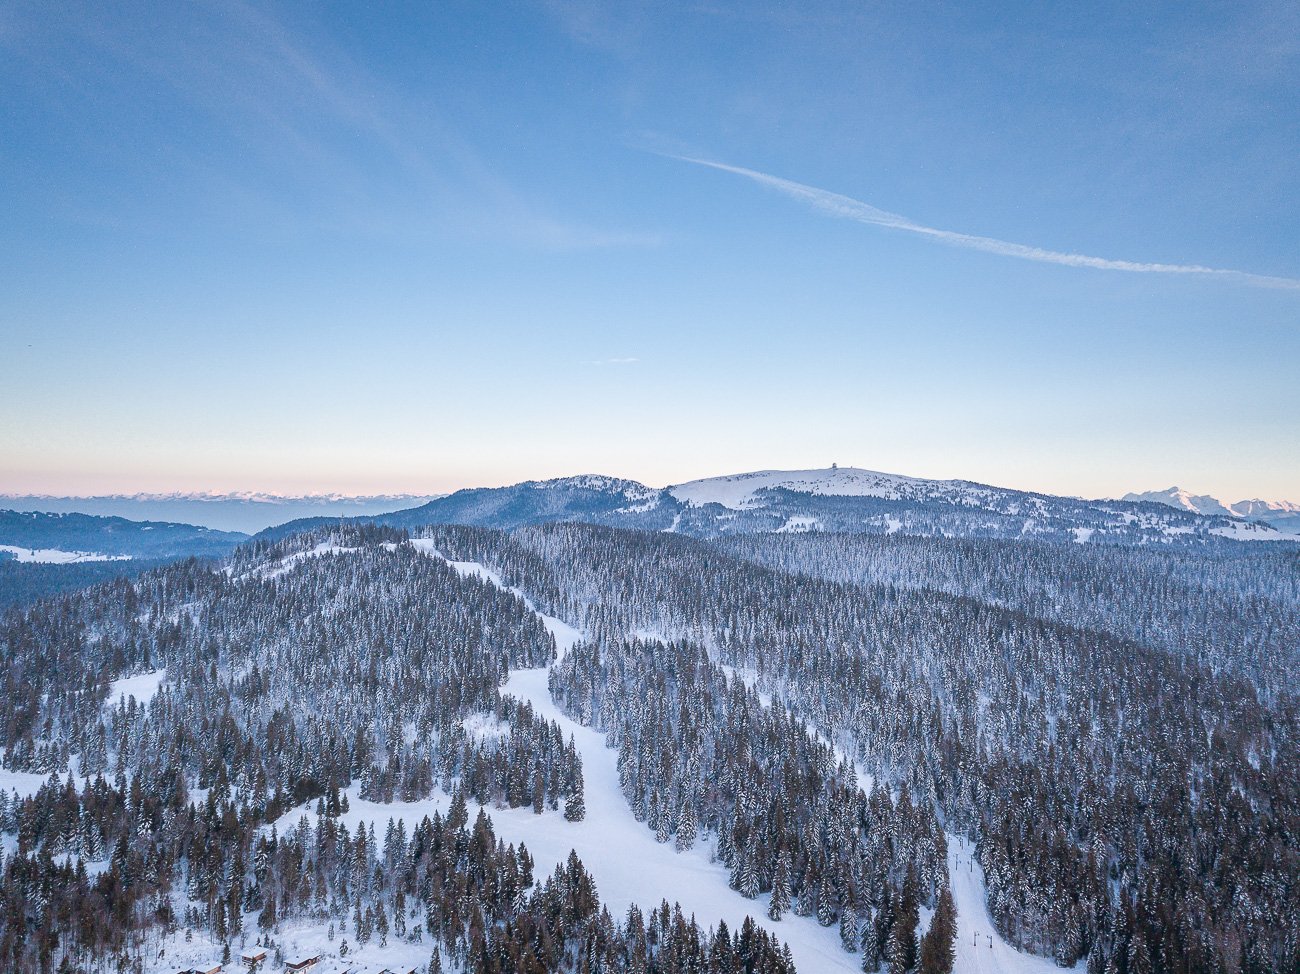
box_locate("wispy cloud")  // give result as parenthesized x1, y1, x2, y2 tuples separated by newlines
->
(591, 356, 640, 365)
(9, 1, 651, 250)
(670, 155, 1300, 290)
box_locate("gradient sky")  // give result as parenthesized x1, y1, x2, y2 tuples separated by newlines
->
(2, 1, 1297, 501)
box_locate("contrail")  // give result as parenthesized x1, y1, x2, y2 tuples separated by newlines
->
(671, 155, 1300, 290)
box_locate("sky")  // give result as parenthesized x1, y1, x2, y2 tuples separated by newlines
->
(1, 0, 1298, 502)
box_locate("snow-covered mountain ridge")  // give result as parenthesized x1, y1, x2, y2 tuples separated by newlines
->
(1123, 486, 1300, 533)
(667, 467, 970, 509)
(318, 466, 1300, 546)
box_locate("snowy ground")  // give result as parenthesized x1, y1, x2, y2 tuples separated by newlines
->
(442, 549, 1070, 974)
(1211, 522, 1298, 541)
(264, 548, 862, 973)
(107, 669, 167, 707)
(139, 541, 1074, 973)
(0, 544, 131, 563)
(946, 835, 1076, 974)
(0, 766, 57, 800)
(146, 923, 435, 974)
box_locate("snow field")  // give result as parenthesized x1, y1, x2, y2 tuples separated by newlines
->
(107, 669, 167, 708)
(0, 767, 58, 801)
(0, 544, 131, 563)
(669, 467, 937, 510)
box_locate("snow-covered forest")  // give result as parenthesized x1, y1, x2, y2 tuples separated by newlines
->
(0, 521, 1295, 974)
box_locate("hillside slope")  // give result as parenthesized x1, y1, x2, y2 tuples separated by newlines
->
(258, 467, 1297, 547)
(0, 509, 247, 560)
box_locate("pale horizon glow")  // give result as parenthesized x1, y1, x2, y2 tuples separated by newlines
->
(0, 458, 1292, 508)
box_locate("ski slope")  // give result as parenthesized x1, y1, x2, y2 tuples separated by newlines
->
(499, 663, 859, 973)
(246, 542, 1075, 973)
(463, 547, 1070, 974)
(946, 835, 1076, 974)
(416, 545, 859, 969)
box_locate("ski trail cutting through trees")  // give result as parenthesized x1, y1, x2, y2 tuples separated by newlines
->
(418, 545, 861, 973)
(945, 835, 1071, 974)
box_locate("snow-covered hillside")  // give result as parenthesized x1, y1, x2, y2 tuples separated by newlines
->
(250, 546, 1064, 974)
(425, 551, 859, 972)
(3, 519, 1292, 974)
(668, 467, 958, 509)
(0, 543, 131, 564)
(444, 548, 1064, 974)
(350, 466, 1300, 545)
(660, 467, 1295, 543)
(0, 509, 246, 558)
(1, 492, 441, 534)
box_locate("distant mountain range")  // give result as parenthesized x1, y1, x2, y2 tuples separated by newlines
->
(3, 467, 1294, 611)
(6, 469, 1296, 573)
(1122, 486, 1300, 533)
(0, 492, 440, 534)
(257, 467, 1297, 545)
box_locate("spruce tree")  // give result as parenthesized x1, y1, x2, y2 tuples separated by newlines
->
(818, 872, 837, 927)
(918, 886, 956, 974)
(565, 766, 586, 822)
(675, 801, 697, 851)
(768, 851, 791, 921)
(841, 906, 859, 953)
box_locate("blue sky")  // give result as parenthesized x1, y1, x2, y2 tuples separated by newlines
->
(2, 0, 1297, 500)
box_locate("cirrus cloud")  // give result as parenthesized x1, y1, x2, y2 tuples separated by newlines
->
(670, 155, 1300, 291)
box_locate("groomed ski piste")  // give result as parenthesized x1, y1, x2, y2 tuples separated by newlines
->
(104, 540, 1074, 973)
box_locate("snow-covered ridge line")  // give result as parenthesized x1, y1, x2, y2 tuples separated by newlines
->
(524, 474, 657, 498)
(669, 467, 964, 510)
(228, 540, 361, 581)
(1122, 486, 1300, 520)
(407, 539, 583, 661)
